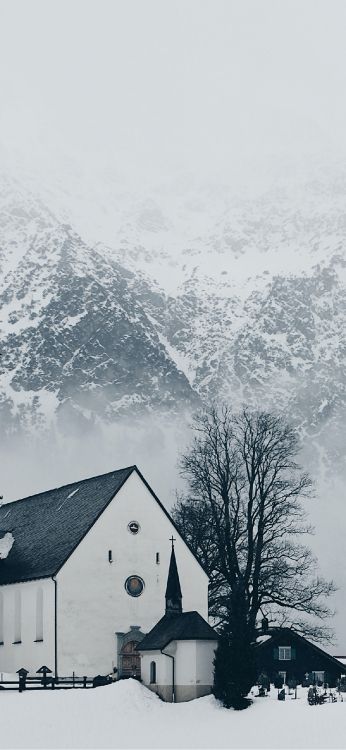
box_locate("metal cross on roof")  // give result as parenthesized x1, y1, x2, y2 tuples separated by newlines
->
(169, 535, 176, 549)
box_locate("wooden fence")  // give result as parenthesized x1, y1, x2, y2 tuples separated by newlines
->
(0, 668, 110, 692)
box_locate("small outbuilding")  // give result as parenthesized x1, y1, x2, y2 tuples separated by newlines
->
(255, 625, 346, 687)
(138, 542, 218, 702)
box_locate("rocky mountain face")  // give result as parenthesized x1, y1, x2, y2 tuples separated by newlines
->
(0, 178, 199, 437)
(0, 168, 345, 473)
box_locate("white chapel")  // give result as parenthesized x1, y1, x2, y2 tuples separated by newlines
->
(0, 465, 217, 701)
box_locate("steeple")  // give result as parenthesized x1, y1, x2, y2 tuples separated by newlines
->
(165, 537, 182, 616)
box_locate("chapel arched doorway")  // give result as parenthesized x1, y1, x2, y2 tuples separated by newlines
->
(120, 640, 141, 678)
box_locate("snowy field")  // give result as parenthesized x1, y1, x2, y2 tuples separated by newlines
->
(1, 680, 345, 750)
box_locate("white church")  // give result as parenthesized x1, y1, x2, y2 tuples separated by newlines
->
(0, 465, 217, 701)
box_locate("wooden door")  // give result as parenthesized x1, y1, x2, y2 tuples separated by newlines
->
(120, 640, 141, 678)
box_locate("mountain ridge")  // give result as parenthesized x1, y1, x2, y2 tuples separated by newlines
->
(0, 168, 345, 476)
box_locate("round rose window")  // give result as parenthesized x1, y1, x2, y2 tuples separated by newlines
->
(128, 521, 140, 534)
(125, 575, 145, 597)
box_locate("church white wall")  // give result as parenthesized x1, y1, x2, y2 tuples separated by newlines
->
(57, 470, 209, 677)
(196, 639, 217, 686)
(141, 639, 217, 702)
(141, 650, 172, 689)
(164, 640, 194, 684)
(173, 640, 216, 700)
(0, 578, 55, 676)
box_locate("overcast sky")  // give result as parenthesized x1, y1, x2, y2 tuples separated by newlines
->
(0, 0, 346, 182)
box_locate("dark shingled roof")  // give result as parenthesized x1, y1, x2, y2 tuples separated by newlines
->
(0, 466, 135, 585)
(138, 611, 218, 651)
(255, 627, 346, 672)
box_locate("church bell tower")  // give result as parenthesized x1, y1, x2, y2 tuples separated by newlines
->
(165, 538, 182, 616)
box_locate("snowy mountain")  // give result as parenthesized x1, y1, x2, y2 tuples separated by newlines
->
(0, 165, 345, 474)
(0, 176, 199, 435)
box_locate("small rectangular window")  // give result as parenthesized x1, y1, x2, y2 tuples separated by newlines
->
(279, 646, 291, 661)
(108, 550, 113, 563)
(156, 553, 160, 564)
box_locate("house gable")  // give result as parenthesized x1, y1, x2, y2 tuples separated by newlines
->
(0, 465, 207, 586)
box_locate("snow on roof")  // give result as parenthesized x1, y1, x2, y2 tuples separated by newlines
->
(0, 532, 14, 559)
(256, 634, 272, 644)
(334, 657, 346, 665)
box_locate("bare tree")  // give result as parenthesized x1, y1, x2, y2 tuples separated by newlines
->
(173, 406, 335, 643)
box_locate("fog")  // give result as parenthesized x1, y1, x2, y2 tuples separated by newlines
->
(1, 0, 346, 181)
(0, 415, 188, 506)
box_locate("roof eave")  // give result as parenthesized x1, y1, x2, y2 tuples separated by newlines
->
(0, 573, 53, 587)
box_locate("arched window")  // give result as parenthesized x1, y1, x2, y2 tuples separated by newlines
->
(36, 587, 44, 642)
(150, 661, 157, 684)
(0, 592, 4, 644)
(14, 589, 21, 643)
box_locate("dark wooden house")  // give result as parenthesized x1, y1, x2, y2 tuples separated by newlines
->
(255, 627, 346, 687)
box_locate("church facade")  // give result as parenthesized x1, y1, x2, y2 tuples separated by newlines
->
(0, 465, 213, 698)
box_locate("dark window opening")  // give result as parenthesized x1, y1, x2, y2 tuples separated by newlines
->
(108, 550, 113, 563)
(150, 661, 156, 684)
(156, 552, 160, 564)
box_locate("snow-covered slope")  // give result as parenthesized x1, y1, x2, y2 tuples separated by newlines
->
(1, 679, 346, 750)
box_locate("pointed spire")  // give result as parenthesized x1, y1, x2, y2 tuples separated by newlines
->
(165, 538, 182, 616)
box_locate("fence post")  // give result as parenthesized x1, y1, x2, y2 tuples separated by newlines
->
(17, 668, 29, 693)
(73, 671, 75, 688)
(37, 665, 53, 688)
(83, 676, 87, 689)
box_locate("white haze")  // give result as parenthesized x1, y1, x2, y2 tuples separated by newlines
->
(0, 416, 187, 505)
(1, 0, 346, 182)
(0, 0, 346, 650)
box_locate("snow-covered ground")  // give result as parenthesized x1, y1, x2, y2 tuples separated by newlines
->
(1, 679, 345, 749)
